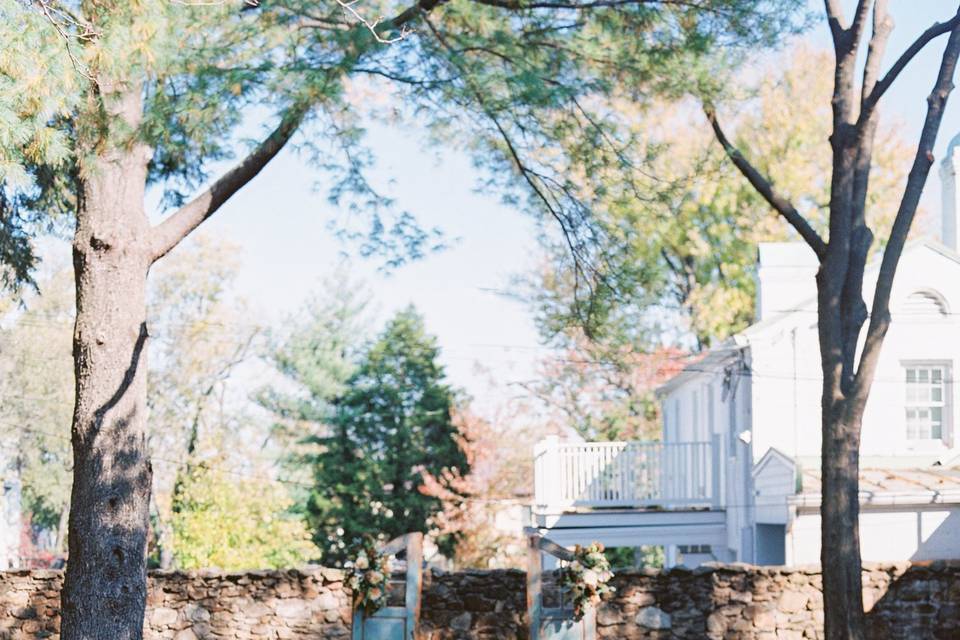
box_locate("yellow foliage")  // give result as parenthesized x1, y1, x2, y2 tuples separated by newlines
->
(172, 459, 320, 571)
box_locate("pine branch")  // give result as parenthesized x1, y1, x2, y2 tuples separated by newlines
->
(150, 102, 310, 262)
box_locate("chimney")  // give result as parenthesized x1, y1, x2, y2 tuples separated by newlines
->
(939, 133, 960, 251)
(755, 242, 819, 322)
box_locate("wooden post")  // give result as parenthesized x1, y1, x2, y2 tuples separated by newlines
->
(527, 534, 542, 640)
(405, 533, 423, 640)
(712, 433, 726, 509)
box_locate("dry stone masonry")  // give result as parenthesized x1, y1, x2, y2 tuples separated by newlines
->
(0, 568, 352, 640)
(2, 562, 958, 639)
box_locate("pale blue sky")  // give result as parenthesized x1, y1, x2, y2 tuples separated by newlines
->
(134, 4, 960, 415)
(186, 119, 546, 412)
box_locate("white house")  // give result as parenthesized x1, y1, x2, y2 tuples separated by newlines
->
(527, 137, 960, 567)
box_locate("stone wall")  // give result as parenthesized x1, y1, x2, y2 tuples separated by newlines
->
(0, 568, 352, 640)
(595, 562, 960, 640)
(2, 562, 959, 639)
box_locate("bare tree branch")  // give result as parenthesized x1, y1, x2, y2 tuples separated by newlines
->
(703, 105, 828, 260)
(150, 102, 311, 262)
(824, 0, 847, 45)
(832, 0, 890, 392)
(846, 0, 873, 50)
(860, 8, 960, 121)
(852, 19, 960, 406)
(336, 0, 411, 43)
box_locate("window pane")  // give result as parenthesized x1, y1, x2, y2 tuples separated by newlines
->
(903, 364, 950, 441)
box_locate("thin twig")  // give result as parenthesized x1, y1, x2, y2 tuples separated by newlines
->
(33, 0, 95, 81)
(335, 0, 410, 43)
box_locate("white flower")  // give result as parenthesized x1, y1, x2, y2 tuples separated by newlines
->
(582, 569, 599, 587)
(355, 553, 369, 570)
(367, 570, 384, 584)
(569, 560, 582, 573)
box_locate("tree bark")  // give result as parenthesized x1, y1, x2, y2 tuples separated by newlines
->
(819, 390, 866, 639)
(61, 89, 155, 640)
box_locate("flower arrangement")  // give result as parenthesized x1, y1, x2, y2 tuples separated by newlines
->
(347, 538, 391, 615)
(561, 542, 615, 620)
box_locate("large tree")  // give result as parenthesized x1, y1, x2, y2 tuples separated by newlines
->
(702, 4, 960, 638)
(0, 0, 800, 636)
(0, 238, 264, 566)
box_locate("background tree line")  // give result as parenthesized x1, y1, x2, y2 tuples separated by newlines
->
(0, 237, 498, 571)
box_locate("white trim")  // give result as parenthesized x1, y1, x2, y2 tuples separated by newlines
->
(788, 489, 960, 509)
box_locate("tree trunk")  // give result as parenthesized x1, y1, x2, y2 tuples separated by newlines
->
(61, 119, 154, 639)
(820, 399, 865, 640)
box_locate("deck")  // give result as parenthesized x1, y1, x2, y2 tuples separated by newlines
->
(533, 438, 725, 511)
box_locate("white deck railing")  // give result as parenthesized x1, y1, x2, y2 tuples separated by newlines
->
(533, 438, 722, 509)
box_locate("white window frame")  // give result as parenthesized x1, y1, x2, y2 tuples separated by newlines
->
(902, 361, 952, 443)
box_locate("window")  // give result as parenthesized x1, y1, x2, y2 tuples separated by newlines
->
(905, 364, 950, 440)
(678, 544, 711, 554)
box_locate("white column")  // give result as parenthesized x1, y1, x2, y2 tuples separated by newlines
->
(665, 544, 678, 568)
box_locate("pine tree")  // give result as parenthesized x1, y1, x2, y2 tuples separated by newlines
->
(308, 307, 466, 564)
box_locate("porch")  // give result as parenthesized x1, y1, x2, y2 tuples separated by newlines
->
(533, 437, 725, 511)
(530, 437, 729, 564)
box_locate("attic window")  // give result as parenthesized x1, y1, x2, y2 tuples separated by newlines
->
(901, 290, 949, 317)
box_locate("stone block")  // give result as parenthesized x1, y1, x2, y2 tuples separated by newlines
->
(635, 606, 671, 630)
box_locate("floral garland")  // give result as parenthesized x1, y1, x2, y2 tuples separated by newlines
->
(347, 538, 391, 616)
(561, 542, 615, 621)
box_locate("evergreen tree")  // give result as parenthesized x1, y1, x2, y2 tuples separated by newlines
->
(308, 307, 466, 564)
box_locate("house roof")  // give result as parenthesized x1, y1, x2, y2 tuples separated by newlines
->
(752, 447, 796, 479)
(741, 238, 960, 338)
(790, 465, 960, 508)
(658, 238, 960, 395)
(655, 344, 744, 396)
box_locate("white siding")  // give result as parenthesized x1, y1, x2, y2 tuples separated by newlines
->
(788, 507, 960, 565)
(746, 243, 960, 467)
(753, 453, 794, 525)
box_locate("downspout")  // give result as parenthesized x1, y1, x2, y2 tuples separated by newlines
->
(792, 326, 800, 461)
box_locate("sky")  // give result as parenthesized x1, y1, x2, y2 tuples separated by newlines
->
(175, 119, 548, 415)
(36, 3, 960, 419)
(221, 3, 960, 412)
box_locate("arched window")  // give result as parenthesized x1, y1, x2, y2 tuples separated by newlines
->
(900, 289, 950, 317)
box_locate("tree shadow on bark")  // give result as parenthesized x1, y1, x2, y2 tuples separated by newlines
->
(62, 322, 152, 639)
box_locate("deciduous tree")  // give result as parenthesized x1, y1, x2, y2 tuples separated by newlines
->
(171, 458, 319, 571)
(531, 47, 912, 353)
(703, 4, 960, 638)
